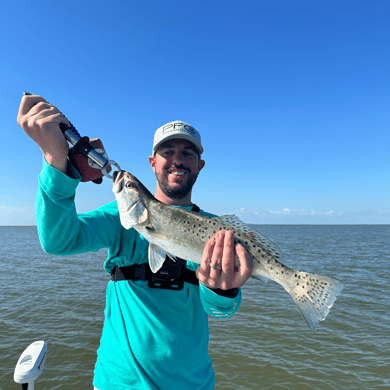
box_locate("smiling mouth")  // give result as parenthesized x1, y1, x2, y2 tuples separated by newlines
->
(170, 171, 186, 176)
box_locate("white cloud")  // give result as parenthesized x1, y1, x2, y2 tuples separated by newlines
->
(0, 205, 30, 212)
(230, 207, 389, 224)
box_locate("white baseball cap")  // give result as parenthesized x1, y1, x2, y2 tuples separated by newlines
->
(152, 120, 203, 156)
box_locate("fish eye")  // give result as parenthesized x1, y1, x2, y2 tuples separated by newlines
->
(126, 182, 134, 189)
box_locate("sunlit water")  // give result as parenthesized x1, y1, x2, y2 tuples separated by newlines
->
(1, 225, 389, 389)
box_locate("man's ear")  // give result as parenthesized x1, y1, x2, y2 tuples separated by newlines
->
(198, 159, 205, 172)
(149, 155, 156, 173)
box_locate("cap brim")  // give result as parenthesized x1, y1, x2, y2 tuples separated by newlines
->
(153, 134, 204, 155)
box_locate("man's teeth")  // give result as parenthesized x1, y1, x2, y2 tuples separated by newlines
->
(171, 172, 185, 175)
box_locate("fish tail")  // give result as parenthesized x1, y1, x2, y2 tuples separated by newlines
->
(284, 271, 344, 330)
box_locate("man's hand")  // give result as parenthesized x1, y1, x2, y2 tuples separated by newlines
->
(17, 94, 70, 173)
(196, 230, 253, 291)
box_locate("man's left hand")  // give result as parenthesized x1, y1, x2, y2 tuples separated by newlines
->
(196, 230, 253, 291)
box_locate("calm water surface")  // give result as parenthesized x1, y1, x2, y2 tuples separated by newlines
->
(0, 225, 389, 389)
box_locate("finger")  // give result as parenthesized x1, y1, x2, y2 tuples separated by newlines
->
(17, 94, 47, 119)
(201, 237, 215, 273)
(219, 231, 235, 289)
(233, 243, 253, 286)
(209, 231, 224, 281)
(196, 237, 215, 283)
(221, 230, 235, 275)
(35, 107, 63, 121)
(28, 102, 54, 117)
(34, 108, 70, 128)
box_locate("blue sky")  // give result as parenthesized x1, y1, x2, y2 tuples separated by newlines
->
(1, 0, 389, 225)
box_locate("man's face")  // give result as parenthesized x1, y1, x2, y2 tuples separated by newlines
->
(149, 139, 205, 199)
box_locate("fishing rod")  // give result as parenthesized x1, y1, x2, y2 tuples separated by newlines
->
(23, 92, 121, 184)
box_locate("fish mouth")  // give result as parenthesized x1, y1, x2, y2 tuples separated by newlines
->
(113, 170, 125, 185)
(112, 171, 120, 183)
(112, 171, 125, 194)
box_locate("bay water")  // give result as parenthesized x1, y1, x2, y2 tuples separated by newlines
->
(0, 225, 389, 389)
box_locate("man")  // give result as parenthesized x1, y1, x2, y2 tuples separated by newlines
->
(17, 94, 253, 390)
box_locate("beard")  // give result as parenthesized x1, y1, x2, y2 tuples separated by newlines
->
(155, 168, 199, 199)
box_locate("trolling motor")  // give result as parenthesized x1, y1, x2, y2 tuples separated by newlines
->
(14, 341, 47, 390)
(23, 92, 121, 183)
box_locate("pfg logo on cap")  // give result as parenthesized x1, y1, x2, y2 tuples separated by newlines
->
(163, 122, 196, 135)
(153, 120, 203, 155)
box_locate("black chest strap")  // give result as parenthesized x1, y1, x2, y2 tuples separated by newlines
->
(110, 262, 199, 289)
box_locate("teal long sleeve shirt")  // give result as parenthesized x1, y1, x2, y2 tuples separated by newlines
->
(36, 159, 241, 390)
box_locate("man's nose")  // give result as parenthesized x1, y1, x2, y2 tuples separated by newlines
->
(171, 151, 185, 164)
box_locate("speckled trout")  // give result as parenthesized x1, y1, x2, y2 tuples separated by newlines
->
(113, 170, 344, 330)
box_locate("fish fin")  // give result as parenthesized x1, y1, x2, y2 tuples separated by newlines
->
(138, 207, 149, 225)
(148, 244, 166, 273)
(166, 252, 179, 263)
(212, 214, 282, 258)
(284, 271, 344, 330)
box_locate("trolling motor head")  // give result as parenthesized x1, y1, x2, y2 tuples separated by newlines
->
(14, 341, 47, 390)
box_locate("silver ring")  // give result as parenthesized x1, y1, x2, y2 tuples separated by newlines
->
(102, 160, 121, 179)
(210, 263, 221, 270)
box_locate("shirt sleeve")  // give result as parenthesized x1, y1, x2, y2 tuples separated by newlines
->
(36, 158, 121, 255)
(199, 283, 242, 319)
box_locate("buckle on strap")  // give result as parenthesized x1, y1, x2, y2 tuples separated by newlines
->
(132, 263, 149, 281)
(111, 264, 151, 282)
